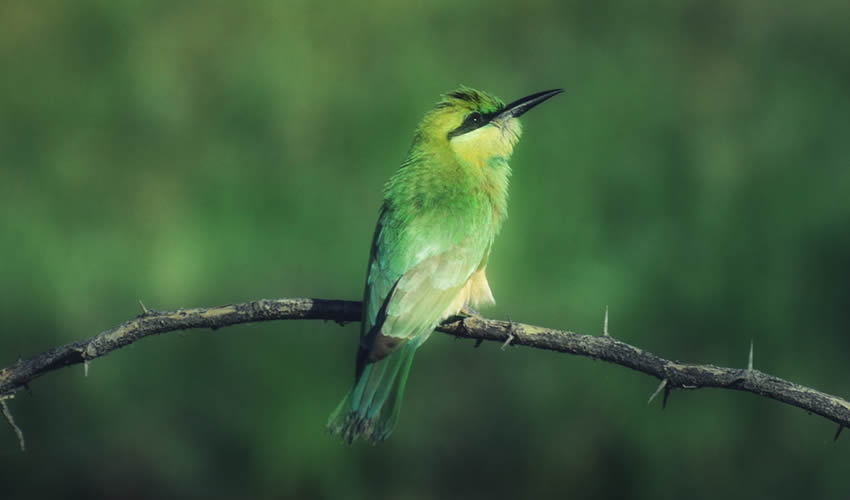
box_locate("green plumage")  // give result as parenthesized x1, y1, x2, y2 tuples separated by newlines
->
(328, 86, 561, 443)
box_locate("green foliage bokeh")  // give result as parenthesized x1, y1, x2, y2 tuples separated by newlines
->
(1, 1, 848, 498)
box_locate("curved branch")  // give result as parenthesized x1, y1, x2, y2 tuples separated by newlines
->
(1, 297, 848, 432)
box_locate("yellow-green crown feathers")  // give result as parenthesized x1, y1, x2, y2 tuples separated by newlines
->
(436, 86, 505, 115)
(413, 86, 508, 146)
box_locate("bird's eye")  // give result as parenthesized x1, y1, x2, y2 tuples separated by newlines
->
(447, 111, 489, 139)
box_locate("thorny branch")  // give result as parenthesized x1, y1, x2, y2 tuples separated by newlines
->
(1, 297, 848, 450)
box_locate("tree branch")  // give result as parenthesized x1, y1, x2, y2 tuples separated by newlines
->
(1, 297, 848, 441)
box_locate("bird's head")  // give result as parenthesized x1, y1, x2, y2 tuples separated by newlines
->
(415, 86, 563, 167)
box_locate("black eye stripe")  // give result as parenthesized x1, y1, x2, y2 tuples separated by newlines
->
(462, 112, 483, 129)
(447, 110, 500, 139)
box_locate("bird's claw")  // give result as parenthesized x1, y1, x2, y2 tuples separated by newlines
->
(459, 305, 481, 318)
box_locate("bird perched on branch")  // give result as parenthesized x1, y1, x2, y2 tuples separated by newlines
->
(328, 86, 562, 443)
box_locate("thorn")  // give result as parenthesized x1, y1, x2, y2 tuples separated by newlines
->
(501, 318, 515, 351)
(834, 425, 844, 442)
(603, 306, 609, 336)
(138, 299, 149, 315)
(662, 384, 671, 409)
(500, 334, 514, 350)
(648, 379, 667, 405)
(747, 340, 754, 372)
(474, 338, 483, 348)
(78, 343, 96, 377)
(1, 399, 25, 452)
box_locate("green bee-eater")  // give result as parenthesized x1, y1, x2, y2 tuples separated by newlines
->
(328, 86, 562, 443)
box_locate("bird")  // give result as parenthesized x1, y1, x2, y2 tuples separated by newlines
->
(328, 86, 563, 443)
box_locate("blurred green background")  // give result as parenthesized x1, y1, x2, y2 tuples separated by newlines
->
(1, 0, 848, 498)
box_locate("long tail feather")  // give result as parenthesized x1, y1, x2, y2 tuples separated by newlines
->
(328, 343, 417, 443)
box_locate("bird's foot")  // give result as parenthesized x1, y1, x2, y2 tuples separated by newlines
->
(458, 305, 482, 318)
(445, 305, 482, 324)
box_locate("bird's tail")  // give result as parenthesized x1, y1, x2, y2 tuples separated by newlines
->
(328, 342, 417, 443)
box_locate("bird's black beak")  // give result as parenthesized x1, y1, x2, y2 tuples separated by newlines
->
(495, 89, 564, 120)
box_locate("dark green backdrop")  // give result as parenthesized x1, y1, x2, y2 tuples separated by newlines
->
(1, 1, 848, 498)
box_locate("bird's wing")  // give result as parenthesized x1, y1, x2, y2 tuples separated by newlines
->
(359, 201, 492, 363)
